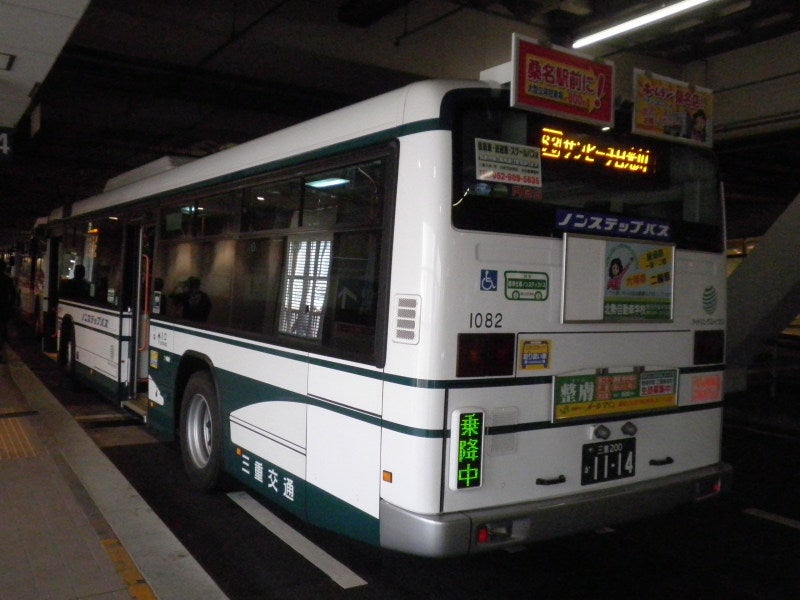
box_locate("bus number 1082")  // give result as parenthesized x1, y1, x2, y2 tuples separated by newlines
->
(469, 312, 503, 329)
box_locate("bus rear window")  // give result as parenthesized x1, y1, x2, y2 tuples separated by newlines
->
(450, 93, 723, 252)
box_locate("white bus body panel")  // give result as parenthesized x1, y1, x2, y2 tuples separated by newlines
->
(384, 131, 456, 381)
(442, 388, 722, 512)
(58, 302, 132, 387)
(307, 405, 381, 518)
(308, 361, 382, 415)
(165, 325, 310, 397)
(230, 401, 307, 478)
(380, 384, 447, 514)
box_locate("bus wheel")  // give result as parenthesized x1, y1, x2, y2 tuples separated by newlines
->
(58, 323, 76, 376)
(180, 371, 223, 491)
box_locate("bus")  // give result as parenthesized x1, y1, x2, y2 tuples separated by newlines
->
(1, 218, 47, 335)
(41, 78, 731, 556)
(14, 217, 48, 335)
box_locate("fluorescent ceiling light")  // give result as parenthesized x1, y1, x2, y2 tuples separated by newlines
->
(306, 177, 349, 189)
(572, 0, 716, 49)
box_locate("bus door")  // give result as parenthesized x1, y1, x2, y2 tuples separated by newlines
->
(121, 222, 155, 420)
(41, 236, 60, 353)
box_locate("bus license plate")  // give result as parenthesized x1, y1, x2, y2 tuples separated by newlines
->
(581, 438, 636, 485)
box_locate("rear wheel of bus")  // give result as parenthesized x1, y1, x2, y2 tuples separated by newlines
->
(180, 371, 223, 491)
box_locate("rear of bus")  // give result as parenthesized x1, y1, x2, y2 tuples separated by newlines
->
(379, 84, 731, 556)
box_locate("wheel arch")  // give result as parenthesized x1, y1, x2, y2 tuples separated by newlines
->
(173, 351, 215, 436)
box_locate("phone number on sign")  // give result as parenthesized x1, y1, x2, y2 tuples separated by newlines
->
(482, 172, 541, 185)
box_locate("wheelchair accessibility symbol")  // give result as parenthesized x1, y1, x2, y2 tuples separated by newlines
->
(480, 269, 498, 291)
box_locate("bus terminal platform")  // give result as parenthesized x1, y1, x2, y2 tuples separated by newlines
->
(0, 342, 227, 600)
(3, 323, 800, 599)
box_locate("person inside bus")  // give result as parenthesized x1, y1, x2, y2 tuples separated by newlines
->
(172, 276, 211, 322)
(60, 264, 91, 299)
(93, 276, 109, 305)
(0, 259, 15, 363)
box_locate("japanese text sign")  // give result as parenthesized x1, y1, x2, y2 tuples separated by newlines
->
(511, 34, 614, 127)
(541, 128, 654, 176)
(451, 410, 484, 490)
(556, 209, 671, 242)
(633, 69, 713, 147)
(554, 369, 677, 420)
(475, 138, 542, 187)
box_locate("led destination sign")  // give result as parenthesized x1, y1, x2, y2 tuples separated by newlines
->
(541, 128, 655, 176)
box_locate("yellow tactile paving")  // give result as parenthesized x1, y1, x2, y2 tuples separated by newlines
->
(102, 538, 158, 600)
(0, 416, 37, 459)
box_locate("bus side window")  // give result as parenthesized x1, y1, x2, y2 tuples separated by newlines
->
(196, 192, 240, 236)
(303, 160, 384, 228)
(277, 237, 331, 340)
(243, 180, 301, 232)
(326, 232, 380, 353)
(231, 237, 284, 335)
(197, 240, 233, 326)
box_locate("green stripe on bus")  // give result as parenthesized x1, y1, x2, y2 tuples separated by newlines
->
(150, 344, 724, 444)
(150, 319, 722, 390)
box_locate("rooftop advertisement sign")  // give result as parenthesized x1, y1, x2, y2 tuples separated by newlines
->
(510, 34, 614, 128)
(632, 69, 713, 147)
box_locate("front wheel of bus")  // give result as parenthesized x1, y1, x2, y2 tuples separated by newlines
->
(180, 372, 223, 491)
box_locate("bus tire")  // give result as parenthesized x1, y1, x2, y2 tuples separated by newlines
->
(58, 322, 76, 377)
(180, 371, 223, 491)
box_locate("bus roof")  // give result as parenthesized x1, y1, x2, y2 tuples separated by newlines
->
(52, 79, 491, 221)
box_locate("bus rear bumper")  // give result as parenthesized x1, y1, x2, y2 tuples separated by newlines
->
(379, 462, 732, 557)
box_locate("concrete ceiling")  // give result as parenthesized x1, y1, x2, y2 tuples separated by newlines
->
(2, 0, 800, 238)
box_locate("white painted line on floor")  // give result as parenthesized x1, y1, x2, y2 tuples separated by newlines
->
(744, 508, 800, 531)
(227, 491, 367, 589)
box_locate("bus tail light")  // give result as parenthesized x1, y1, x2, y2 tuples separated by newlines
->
(456, 333, 515, 377)
(476, 522, 512, 544)
(695, 475, 724, 500)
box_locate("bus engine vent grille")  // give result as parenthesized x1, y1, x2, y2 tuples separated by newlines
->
(392, 295, 420, 344)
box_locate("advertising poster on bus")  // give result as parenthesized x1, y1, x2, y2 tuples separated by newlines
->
(510, 34, 614, 127)
(475, 138, 542, 188)
(604, 241, 674, 322)
(554, 368, 678, 420)
(632, 69, 713, 147)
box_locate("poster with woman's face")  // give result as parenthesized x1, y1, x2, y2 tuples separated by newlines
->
(604, 242, 674, 321)
(632, 69, 713, 148)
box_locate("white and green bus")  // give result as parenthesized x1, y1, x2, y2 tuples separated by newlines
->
(42, 78, 731, 556)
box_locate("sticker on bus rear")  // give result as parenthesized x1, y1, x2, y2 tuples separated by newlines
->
(504, 271, 548, 300)
(519, 339, 550, 370)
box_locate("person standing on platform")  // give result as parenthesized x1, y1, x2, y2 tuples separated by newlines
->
(0, 259, 16, 363)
